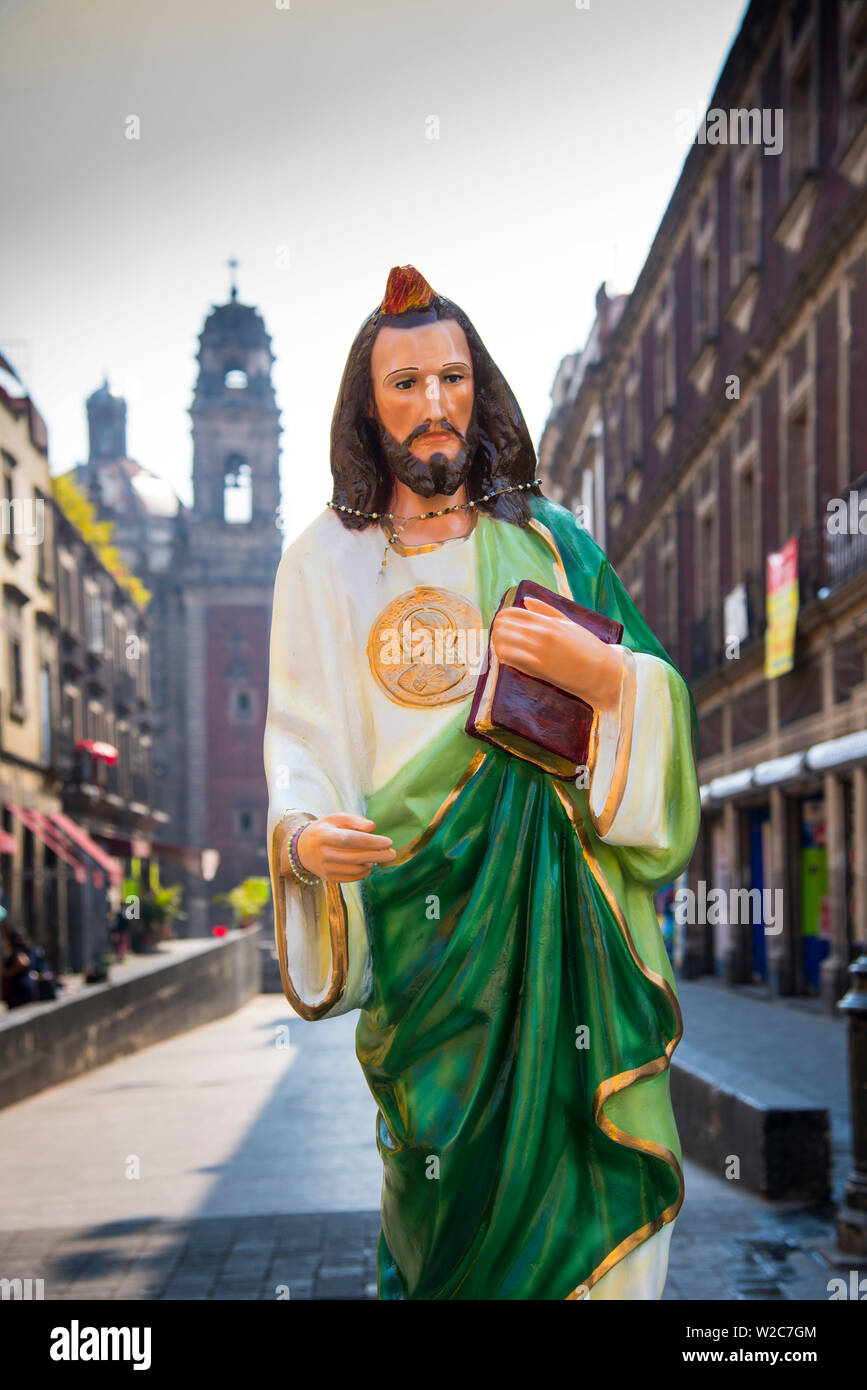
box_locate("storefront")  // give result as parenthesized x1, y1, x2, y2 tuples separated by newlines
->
(700, 729, 866, 1006)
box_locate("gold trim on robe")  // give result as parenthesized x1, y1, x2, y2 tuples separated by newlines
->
(270, 811, 350, 1021)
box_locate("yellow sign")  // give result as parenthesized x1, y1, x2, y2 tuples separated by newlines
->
(764, 538, 799, 678)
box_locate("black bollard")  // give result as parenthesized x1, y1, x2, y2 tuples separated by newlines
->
(836, 955, 867, 1255)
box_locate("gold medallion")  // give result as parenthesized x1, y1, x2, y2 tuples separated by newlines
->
(367, 586, 485, 708)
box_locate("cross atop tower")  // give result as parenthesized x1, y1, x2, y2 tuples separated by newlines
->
(226, 256, 240, 302)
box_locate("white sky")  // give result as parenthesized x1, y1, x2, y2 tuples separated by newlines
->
(1, 0, 747, 547)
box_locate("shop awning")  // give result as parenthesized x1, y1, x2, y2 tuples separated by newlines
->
(90, 834, 218, 879)
(806, 729, 867, 774)
(0, 827, 15, 855)
(753, 752, 808, 787)
(46, 810, 124, 886)
(89, 831, 153, 860)
(708, 769, 754, 801)
(152, 842, 220, 880)
(701, 727, 867, 808)
(6, 803, 91, 886)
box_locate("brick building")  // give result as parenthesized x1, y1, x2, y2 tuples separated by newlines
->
(539, 0, 867, 1009)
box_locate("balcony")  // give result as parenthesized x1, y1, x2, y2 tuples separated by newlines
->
(823, 473, 867, 593)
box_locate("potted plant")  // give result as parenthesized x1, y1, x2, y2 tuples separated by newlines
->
(122, 874, 185, 953)
(211, 876, 271, 929)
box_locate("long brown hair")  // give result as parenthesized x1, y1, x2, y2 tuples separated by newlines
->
(330, 295, 541, 530)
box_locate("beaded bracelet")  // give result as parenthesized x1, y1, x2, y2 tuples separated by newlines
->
(287, 821, 319, 887)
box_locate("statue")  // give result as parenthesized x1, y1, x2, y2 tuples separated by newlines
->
(264, 265, 700, 1300)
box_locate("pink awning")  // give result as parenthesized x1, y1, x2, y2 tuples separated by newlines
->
(46, 810, 123, 886)
(6, 804, 90, 886)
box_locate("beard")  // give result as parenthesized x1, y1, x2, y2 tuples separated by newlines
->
(374, 412, 477, 499)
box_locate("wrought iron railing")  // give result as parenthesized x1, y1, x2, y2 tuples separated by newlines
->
(824, 472, 867, 593)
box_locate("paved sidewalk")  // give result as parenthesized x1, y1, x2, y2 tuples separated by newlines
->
(0, 988, 853, 1300)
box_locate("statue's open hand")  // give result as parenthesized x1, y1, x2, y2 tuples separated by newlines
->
(286, 813, 397, 883)
(490, 595, 624, 712)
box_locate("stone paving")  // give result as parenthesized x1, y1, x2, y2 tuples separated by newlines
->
(0, 985, 857, 1300)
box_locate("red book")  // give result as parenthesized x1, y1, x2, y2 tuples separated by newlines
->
(465, 578, 624, 779)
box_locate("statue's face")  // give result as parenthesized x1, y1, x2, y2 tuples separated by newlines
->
(370, 318, 474, 472)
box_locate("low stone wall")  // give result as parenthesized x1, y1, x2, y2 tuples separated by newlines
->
(670, 1050, 831, 1201)
(0, 928, 262, 1111)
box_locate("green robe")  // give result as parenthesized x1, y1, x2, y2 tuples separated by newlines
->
(354, 495, 700, 1300)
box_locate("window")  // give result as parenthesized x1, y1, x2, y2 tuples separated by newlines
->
(9, 635, 24, 710)
(3, 467, 18, 558)
(34, 489, 51, 586)
(39, 664, 51, 762)
(230, 687, 256, 724)
(785, 402, 810, 539)
(85, 583, 105, 654)
(625, 357, 642, 466)
(693, 192, 718, 349)
(732, 152, 761, 285)
(653, 273, 677, 421)
(659, 546, 677, 653)
(113, 613, 125, 672)
(224, 368, 248, 390)
(697, 510, 717, 618)
(139, 639, 151, 702)
(784, 5, 818, 199)
(88, 702, 103, 741)
(58, 551, 79, 632)
(62, 686, 81, 741)
(118, 726, 131, 798)
(840, 1, 867, 148)
(738, 466, 758, 575)
(790, 59, 815, 185)
(606, 406, 623, 486)
(734, 401, 761, 583)
(223, 456, 252, 524)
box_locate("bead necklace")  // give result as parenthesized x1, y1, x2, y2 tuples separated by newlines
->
(327, 479, 540, 575)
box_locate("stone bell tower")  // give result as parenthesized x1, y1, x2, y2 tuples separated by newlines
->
(175, 262, 284, 933)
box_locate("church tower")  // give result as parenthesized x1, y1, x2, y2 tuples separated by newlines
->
(175, 264, 284, 932)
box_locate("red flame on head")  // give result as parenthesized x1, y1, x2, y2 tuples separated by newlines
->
(380, 265, 435, 316)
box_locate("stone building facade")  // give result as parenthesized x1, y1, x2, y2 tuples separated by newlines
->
(0, 352, 60, 951)
(1, 353, 161, 973)
(539, 0, 867, 1009)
